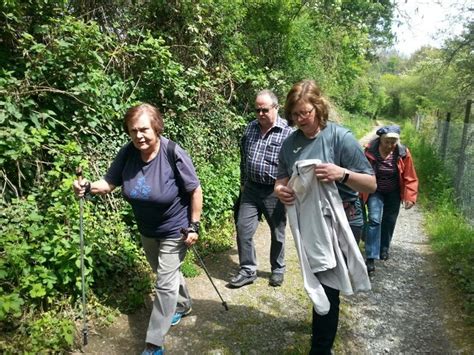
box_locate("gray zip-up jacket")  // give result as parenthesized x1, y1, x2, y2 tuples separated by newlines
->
(287, 159, 371, 315)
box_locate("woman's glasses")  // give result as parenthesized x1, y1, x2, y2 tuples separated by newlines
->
(291, 107, 314, 119)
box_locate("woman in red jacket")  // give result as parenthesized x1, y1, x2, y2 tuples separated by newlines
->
(364, 125, 418, 273)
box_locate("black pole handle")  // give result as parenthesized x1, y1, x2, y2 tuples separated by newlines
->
(75, 166, 83, 183)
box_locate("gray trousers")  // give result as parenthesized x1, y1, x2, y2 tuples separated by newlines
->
(236, 181, 286, 276)
(141, 236, 192, 347)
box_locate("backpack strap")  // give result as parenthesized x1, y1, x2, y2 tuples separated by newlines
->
(166, 139, 177, 170)
(166, 139, 185, 192)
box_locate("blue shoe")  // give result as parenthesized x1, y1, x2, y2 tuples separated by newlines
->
(141, 346, 164, 355)
(171, 307, 192, 326)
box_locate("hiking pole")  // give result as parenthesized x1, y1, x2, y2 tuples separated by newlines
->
(75, 167, 88, 346)
(191, 245, 229, 311)
(181, 229, 229, 311)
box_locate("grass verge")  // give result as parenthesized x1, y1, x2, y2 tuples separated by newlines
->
(403, 120, 473, 329)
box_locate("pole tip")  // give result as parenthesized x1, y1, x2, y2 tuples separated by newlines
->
(83, 330, 88, 346)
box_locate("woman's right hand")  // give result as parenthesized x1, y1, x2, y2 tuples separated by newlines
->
(275, 184, 295, 205)
(73, 179, 90, 198)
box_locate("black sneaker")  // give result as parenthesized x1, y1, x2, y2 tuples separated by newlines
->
(229, 273, 256, 288)
(380, 248, 389, 261)
(366, 258, 375, 273)
(269, 273, 284, 287)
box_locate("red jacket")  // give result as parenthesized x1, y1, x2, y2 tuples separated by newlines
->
(362, 139, 419, 203)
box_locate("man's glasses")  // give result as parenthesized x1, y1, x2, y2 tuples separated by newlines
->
(255, 106, 275, 114)
(291, 107, 314, 119)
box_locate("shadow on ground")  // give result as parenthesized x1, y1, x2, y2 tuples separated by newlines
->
(83, 297, 310, 354)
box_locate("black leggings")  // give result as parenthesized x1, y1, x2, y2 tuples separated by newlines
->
(310, 284, 340, 355)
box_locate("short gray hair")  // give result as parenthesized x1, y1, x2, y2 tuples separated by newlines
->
(256, 89, 278, 106)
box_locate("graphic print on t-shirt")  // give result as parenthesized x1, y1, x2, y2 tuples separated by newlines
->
(130, 176, 152, 199)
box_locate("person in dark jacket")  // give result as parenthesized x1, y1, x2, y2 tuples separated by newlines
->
(363, 125, 419, 273)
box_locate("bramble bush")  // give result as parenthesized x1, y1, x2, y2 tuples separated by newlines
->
(0, 9, 243, 352)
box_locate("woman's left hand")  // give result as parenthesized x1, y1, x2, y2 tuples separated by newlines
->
(184, 231, 198, 247)
(314, 163, 344, 183)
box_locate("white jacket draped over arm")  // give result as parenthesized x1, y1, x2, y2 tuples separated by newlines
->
(287, 159, 371, 315)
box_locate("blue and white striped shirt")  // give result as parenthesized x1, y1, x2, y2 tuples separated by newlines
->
(240, 116, 293, 185)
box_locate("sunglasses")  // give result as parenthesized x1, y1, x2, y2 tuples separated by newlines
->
(254, 105, 275, 114)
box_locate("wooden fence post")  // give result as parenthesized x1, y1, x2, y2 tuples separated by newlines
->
(440, 112, 451, 161)
(415, 113, 421, 131)
(454, 99, 472, 194)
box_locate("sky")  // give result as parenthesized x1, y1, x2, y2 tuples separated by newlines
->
(391, 0, 469, 56)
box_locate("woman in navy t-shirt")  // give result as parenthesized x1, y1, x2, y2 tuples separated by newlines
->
(73, 103, 202, 355)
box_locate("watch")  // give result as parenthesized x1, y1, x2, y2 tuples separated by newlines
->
(188, 221, 200, 234)
(339, 169, 350, 184)
(342, 170, 350, 184)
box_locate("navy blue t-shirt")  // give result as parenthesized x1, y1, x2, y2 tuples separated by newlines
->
(105, 137, 200, 238)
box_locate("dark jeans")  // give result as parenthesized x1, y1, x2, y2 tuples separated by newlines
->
(235, 181, 286, 276)
(365, 189, 401, 259)
(311, 284, 340, 355)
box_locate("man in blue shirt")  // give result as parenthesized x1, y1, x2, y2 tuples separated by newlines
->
(229, 90, 293, 288)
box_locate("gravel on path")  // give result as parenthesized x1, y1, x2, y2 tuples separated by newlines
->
(339, 206, 466, 353)
(79, 222, 313, 354)
(80, 207, 469, 354)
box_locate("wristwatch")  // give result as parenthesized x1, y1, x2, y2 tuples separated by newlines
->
(188, 221, 200, 234)
(339, 169, 350, 184)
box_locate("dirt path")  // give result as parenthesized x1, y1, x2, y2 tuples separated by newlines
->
(77, 126, 472, 354)
(341, 206, 463, 353)
(79, 208, 469, 354)
(79, 222, 312, 354)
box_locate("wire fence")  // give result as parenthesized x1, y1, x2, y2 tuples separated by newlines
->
(415, 99, 473, 224)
